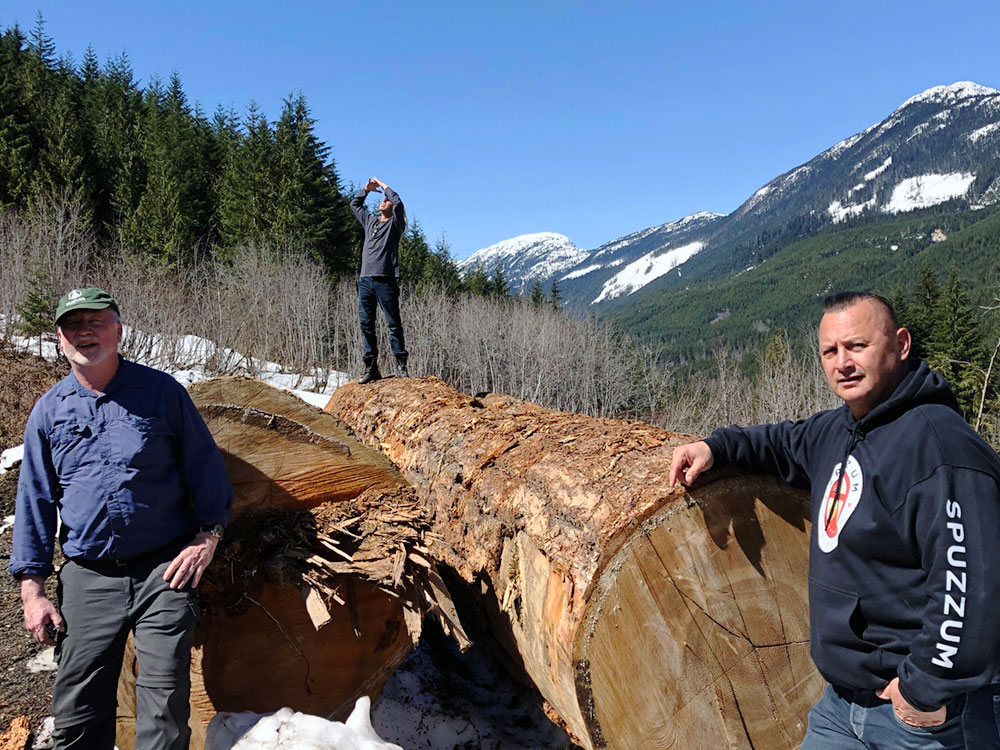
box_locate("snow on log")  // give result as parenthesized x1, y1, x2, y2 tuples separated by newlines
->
(325, 376, 823, 750)
(116, 377, 448, 750)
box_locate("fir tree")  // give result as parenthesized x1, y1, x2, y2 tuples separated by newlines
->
(550, 279, 561, 311)
(27, 12, 55, 69)
(927, 269, 984, 418)
(96, 51, 146, 243)
(398, 220, 431, 282)
(0, 26, 35, 207)
(416, 234, 462, 294)
(16, 267, 57, 356)
(271, 92, 353, 270)
(464, 264, 490, 297)
(907, 263, 941, 360)
(490, 264, 509, 299)
(529, 277, 545, 308)
(215, 101, 276, 250)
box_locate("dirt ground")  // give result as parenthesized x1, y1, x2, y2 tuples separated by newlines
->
(0, 346, 67, 738)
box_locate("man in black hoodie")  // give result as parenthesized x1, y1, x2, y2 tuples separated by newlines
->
(669, 292, 1000, 749)
(350, 176, 409, 384)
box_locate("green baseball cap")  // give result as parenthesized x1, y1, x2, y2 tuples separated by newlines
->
(55, 287, 120, 325)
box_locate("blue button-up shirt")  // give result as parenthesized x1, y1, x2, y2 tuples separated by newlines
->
(10, 358, 233, 578)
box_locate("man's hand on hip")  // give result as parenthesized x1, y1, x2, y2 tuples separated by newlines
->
(20, 575, 64, 645)
(164, 532, 219, 590)
(877, 677, 946, 727)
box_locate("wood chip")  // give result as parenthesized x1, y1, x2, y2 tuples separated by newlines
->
(300, 585, 332, 631)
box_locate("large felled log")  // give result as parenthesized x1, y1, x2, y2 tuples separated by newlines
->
(326, 376, 824, 750)
(116, 377, 432, 750)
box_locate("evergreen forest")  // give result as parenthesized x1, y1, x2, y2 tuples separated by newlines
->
(0, 16, 502, 294)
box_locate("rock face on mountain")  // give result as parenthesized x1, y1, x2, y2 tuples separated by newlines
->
(477, 82, 1000, 309)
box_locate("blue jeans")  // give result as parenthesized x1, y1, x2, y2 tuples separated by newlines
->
(802, 683, 1000, 749)
(357, 276, 407, 366)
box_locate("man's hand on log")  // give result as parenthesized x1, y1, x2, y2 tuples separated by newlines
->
(164, 532, 220, 590)
(669, 441, 714, 487)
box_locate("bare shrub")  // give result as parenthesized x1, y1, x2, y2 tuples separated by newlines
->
(1, 199, 850, 434)
(194, 244, 335, 381)
(0, 198, 93, 345)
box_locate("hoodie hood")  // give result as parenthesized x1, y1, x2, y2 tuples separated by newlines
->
(854, 359, 961, 428)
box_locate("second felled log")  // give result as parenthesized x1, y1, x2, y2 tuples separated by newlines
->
(116, 377, 434, 750)
(326, 376, 824, 750)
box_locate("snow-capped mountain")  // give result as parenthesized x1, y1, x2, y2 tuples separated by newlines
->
(562, 211, 725, 306)
(721, 81, 1000, 234)
(477, 82, 1000, 309)
(458, 233, 589, 293)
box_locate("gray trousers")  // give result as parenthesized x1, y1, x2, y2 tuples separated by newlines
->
(53, 543, 199, 750)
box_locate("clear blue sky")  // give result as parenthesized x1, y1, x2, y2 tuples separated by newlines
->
(5, 1, 1000, 260)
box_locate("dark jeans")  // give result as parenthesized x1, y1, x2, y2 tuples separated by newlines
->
(357, 276, 407, 366)
(52, 543, 199, 750)
(802, 683, 1000, 749)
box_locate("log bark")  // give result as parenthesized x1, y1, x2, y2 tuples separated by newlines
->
(115, 377, 424, 750)
(326, 376, 824, 750)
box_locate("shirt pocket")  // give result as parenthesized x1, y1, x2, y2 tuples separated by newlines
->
(112, 415, 173, 470)
(48, 421, 96, 477)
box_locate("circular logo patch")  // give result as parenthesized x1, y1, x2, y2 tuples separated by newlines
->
(818, 455, 863, 553)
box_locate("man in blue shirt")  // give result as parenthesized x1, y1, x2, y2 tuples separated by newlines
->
(10, 287, 233, 750)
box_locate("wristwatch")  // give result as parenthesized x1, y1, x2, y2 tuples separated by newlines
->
(198, 523, 224, 540)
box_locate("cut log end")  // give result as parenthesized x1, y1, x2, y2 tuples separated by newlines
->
(116, 377, 438, 750)
(572, 475, 820, 749)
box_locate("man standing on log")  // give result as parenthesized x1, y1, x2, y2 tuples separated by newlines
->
(9, 287, 233, 750)
(350, 176, 409, 384)
(669, 291, 1000, 749)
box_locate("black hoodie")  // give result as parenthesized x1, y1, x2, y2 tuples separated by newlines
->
(704, 360, 1000, 711)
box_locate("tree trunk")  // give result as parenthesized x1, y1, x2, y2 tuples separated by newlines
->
(115, 377, 423, 750)
(325, 376, 823, 750)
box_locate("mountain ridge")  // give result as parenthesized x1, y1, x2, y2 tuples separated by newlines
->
(467, 81, 1000, 314)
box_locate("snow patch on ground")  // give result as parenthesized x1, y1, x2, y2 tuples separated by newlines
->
(828, 197, 876, 223)
(592, 241, 705, 304)
(27, 647, 57, 674)
(591, 212, 720, 258)
(207, 698, 402, 750)
(1, 319, 348, 404)
(883, 173, 976, 213)
(372, 631, 575, 749)
(864, 157, 893, 181)
(969, 122, 1000, 143)
(1, 515, 14, 535)
(560, 263, 602, 281)
(780, 165, 812, 189)
(1, 444, 23, 475)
